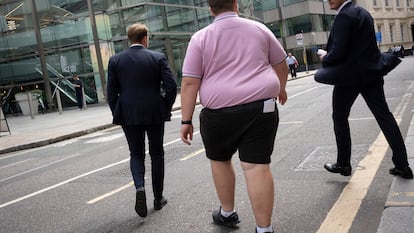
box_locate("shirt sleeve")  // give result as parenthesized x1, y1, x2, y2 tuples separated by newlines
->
(182, 35, 203, 78)
(266, 29, 287, 65)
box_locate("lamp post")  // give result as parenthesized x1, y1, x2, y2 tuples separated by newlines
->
(87, 0, 107, 100)
(302, 31, 309, 73)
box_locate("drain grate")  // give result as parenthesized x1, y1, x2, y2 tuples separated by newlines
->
(294, 144, 370, 172)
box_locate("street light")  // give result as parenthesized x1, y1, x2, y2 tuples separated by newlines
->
(302, 31, 309, 73)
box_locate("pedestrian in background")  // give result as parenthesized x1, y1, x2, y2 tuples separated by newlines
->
(72, 75, 83, 110)
(286, 52, 299, 79)
(316, 0, 413, 179)
(107, 23, 177, 217)
(180, 0, 288, 232)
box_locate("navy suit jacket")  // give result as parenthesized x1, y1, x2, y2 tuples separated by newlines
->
(315, 2, 400, 86)
(107, 46, 177, 125)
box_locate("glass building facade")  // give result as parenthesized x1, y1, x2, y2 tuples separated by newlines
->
(1, 0, 412, 115)
(0, 0, 262, 113)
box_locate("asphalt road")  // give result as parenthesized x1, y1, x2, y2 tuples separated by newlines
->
(1, 59, 413, 233)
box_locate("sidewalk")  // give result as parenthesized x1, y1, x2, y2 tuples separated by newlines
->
(1, 69, 412, 232)
(0, 70, 316, 154)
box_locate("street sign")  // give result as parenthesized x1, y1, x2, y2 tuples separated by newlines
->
(296, 33, 303, 46)
(376, 32, 382, 43)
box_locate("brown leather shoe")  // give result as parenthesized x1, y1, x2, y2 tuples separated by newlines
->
(324, 163, 352, 176)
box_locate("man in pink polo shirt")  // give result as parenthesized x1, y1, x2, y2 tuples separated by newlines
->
(180, 1, 288, 232)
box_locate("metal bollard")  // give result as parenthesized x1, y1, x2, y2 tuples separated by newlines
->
(82, 87, 87, 110)
(27, 92, 35, 119)
(56, 89, 63, 114)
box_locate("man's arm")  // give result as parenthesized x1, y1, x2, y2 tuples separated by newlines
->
(272, 60, 288, 105)
(322, 13, 354, 66)
(159, 56, 177, 111)
(180, 77, 201, 145)
(106, 57, 119, 112)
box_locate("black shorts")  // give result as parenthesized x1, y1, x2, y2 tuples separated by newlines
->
(199, 99, 279, 164)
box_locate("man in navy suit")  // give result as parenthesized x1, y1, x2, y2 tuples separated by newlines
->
(319, 0, 412, 179)
(107, 23, 177, 217)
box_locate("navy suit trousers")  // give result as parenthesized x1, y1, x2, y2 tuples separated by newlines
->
(332, 80, 409, 168)
(122, 123, 165, 200)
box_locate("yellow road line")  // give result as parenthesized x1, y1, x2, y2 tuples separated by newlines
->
(86, 181, 134, 204)
(87, 147, 205, 204)
(317, 132, 389, 233)
(180, 148, 205, 161)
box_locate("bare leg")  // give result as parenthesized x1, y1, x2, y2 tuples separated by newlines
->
(210, 160, 236, 211)
(241, 162, 274, 227)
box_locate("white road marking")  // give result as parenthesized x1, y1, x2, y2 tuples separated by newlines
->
(279, 121, 303, 124)
(0, 153, 82, 183)
(0, 134, 190, 209)
(288, 87, 320, 99)
(0, 158, 129, 209)
(0, 158, 33, 170)
(85, 133, 124, 144)
(87, 131, 203, 204)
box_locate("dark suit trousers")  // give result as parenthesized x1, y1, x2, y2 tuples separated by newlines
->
(288, 64, 297, 77)
(332, 80, 409, 168)
(122, 123, 165, 200)
(75, 91, 83, 109)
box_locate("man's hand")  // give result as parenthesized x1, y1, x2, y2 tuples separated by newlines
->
(278, 89, 287, 105)
(180, 124, 194, 145)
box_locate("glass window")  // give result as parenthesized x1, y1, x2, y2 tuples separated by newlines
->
(286, 14, 313, 36)
(323, 14, 335, 31)
(262, 0, 279, 10)
(283, 0, 306, 6)
(266, 21, 283, 38)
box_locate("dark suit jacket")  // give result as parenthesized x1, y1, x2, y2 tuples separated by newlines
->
(107, 45, 177, 125)
(314, 2, 400, 86)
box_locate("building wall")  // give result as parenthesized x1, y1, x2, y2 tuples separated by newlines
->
(262, 0, 414, 71)
(362, 0, 414, 51)
(0, 0, 216, 109)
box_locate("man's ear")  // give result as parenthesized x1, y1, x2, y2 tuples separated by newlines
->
(209, 7, 215, 16)
(233, 0, 239, 13)
(141, 36, 148, 48)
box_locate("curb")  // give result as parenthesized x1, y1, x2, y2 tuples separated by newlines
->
(0, 124, 116, 155)
(0, 73, 314, 155)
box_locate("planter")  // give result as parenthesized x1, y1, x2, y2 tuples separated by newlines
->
(15, 92, 39, 115)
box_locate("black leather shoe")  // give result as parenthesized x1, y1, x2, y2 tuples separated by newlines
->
(135, 189, 147, 217)
(154, 197, 167, 210)
(212, 207, 240, 228)
(389, 167, 413, 179)
(324, 163, 352, 176)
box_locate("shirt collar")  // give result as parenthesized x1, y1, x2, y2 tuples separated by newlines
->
(337, 0, 352, 14)
(130, 43, 144, 48)
(213, 12, 238, 23)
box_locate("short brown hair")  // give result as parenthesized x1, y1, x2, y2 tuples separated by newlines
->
(127, 23, 148, 43)
(209, 0, 235, 15)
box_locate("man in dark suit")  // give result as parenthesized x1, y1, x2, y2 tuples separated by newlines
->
(107, 23, 177, 217)
(319, 0, 412, 179)
(72, 75, 83, 110)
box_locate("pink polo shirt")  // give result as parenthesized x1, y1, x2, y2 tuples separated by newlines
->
(182, 12, 286, 109)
